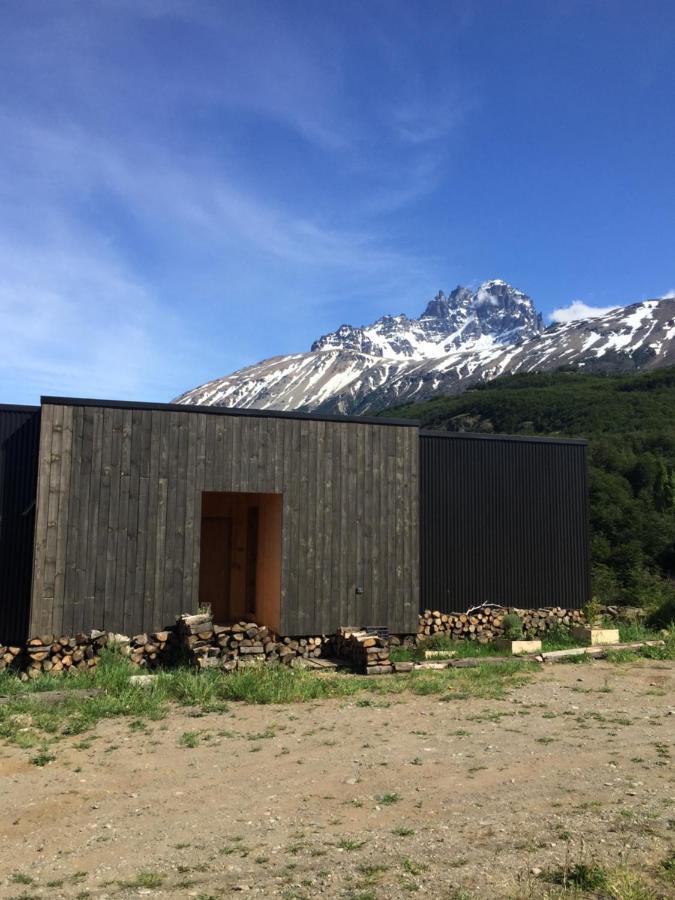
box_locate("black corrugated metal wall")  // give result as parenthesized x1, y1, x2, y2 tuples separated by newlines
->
(420, 431, 590, 612)
(0, 406, 40, 643)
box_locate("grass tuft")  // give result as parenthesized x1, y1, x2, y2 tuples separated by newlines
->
(544, 861, 609, 891)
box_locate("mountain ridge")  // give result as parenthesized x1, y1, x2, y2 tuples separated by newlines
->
(175, 281, 675, 413)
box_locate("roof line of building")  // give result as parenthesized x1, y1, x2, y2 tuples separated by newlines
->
(40, 396, 421, 428)
(420, 428, 587, 446)
(0, 403, 40, 413)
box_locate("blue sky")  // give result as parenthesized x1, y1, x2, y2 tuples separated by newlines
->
(1, 0, 674, 404)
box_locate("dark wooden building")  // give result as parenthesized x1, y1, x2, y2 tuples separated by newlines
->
(29, 399, 420, 638)
(0, 396, 591, 644)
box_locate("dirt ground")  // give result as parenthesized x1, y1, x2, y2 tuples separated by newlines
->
(0, 660, 674, 900)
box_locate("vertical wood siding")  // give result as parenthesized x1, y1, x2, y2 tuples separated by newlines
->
(30, 404, 419, 637)
(420, 432, 590, 611)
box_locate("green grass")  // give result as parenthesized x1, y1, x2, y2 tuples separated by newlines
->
(118, 871, 164, 889)
(392, 622, 673, 665)
(606, 626, 675, 663)
(178, 730, 201, 748)
(0, 645, 533, 751)
(543, 861, 609, 891)
(30, 744, 56, 766)
(2, 624, 670, 758)
(661, 852, 675, 881)
(376, 792, 401, 805)
(337, 838, 367, 851)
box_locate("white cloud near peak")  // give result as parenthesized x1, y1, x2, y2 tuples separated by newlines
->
(662, 289, 675, 299)
(549, 300, 617, 324)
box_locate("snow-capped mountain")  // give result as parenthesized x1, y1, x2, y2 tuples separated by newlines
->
(175, 281, 675, 414)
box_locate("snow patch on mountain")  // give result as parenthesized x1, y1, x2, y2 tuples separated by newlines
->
(175, 282, 675, 415)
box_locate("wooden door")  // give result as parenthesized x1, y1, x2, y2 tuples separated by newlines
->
(198, 516, 232, 623)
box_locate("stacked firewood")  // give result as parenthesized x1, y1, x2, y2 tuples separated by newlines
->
(20, 630, 109, 679)
(176, 614, 326, 669)
(128, 630, 176, 668)
(0, 644, 22, 672)
(418, 606, 586, 642)
(334, 628, 392, 675)
(515, 607, 585, 636)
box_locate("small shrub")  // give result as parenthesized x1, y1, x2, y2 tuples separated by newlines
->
(583, 597, 603, 626)
(647, 593, 675, 629)
(31, 745, 55, 767)
(501, 613, 524, 640)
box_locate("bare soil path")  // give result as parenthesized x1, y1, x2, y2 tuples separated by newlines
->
(1, 660, 674, 899)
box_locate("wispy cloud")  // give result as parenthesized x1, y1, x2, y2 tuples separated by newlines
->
(0, 2, 469, 402)
(549, 300, 617, 324)
(0, 232, 198, 401)
(662, 289, 675, 299)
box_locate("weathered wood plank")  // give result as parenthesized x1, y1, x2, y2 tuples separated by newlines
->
(346, 423, 358, 627)
(370, 424, 382, 630)
(354, 423, 365, 625)
(61, 406, 81, 636)
(337, 422, 349, 630)
(328, 421, 342, 632)
(94, 407, 113, 629)
(393, 427, 405, 632)
(190, 414, 207, 612)
(214, 414, 225, 493)
(114, 409, 132, 632)
(182, 412, 198, 610)
(362, 425, 373, 621)
(305, 420, 318, 635)
(124, 410, 142, 633)
(70, 406, 93, 634)
(160, 412, 179, 627)
(169, 412, 188, 619)
(142, 410, 161, 632)
(386, 427, 398, 629)
(280, 418, 300, 634)
(30, 405, 55, 635)
(83, 407, 103, 632)
(318, 419, 332, 631)
(42, 405, 64, 632)
(103, 408, 123, 631)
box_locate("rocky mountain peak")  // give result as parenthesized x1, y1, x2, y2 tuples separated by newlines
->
(310, 281, 543, 360)
(175, 283, 675, 417)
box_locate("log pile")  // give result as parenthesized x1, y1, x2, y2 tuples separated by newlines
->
(176, 614, 326, 669)
(19, 630, 109, 679)
(0, 644, 22, 672)
(127, 630, 176, 668)
(417, 606, 586, 642)
(334, 628, 392, 675)
(515, 607, 585, 636)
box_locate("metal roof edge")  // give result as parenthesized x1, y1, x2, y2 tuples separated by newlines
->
(0, 403, 40, 413)
(40, 396, 421, 428)
(420, 429, 587, 446)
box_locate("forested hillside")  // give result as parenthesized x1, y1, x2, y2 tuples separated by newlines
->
(387, 367, 675, 612)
